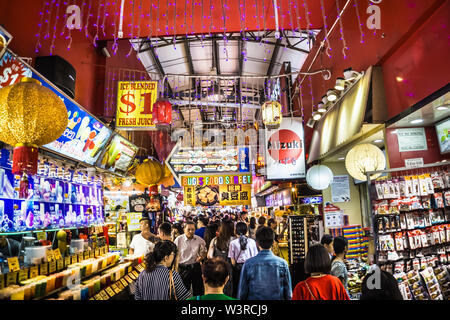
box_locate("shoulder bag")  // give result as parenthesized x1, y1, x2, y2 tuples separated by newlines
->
(304, 279, 322, 300)
(168, 270, 178, 300)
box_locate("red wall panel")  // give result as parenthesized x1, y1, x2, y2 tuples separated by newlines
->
(385, 127, 450, 169)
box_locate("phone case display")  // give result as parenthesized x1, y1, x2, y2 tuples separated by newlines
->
(420, 267, 444, 300)
(433, 265, 450, 299)
(0, 159, 105, 232)
(288, 216, 307, 264)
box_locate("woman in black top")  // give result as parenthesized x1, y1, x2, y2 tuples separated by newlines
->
(135, 241, 191, 300)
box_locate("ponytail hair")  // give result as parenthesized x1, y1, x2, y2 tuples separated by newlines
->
(145, 240, 177, 272)
(235, 222, 248, 250)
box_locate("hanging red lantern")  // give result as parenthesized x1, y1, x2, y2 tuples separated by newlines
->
(152, 99, 172, 128)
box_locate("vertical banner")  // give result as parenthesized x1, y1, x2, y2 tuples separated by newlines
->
(331, 175, 351, 202)
(116, 81, 158, 129)
(265, 117, 306, 180)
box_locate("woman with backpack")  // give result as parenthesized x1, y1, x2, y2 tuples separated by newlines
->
(228, 222, 259, 298)
(207, 219, 236, 296)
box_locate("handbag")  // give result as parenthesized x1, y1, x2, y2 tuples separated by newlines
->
(168, 270, 178, 300)
(304, 279, 322, 300)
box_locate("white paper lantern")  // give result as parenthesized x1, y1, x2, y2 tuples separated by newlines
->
(306, 165, 334, 190)
(345, 143, 386, 181)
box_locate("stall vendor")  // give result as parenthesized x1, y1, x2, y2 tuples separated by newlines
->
(0, 236, 21, 258)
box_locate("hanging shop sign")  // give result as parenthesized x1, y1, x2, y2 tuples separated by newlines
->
(264, 117, 306, 180)
(126, 212, 142, 232)
(166, 141, 250, 185)
(0, 51, 113, 166)
(265, 189, 292, 207)
(299, 196, 323, 205)
(396, 128, 428, 152)
(181, 174, 252, 207)
(331, 175, 351, 203)
(116, 81, 158, 129)
(96, 134, 139, 176)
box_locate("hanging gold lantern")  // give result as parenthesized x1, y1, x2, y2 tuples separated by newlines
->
(135, 158, 164, 186)
(0, 77, 67, 175)
(262, 100, 282, 128)
(345, 143, 386, 181)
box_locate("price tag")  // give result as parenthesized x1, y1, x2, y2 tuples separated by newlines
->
(95, 249, 100, 257)
(120, 278, 128, 287)
(84, 251, 90, 260)
(46, 249, 55, 262)
(111, 284, 121, 294)
(132, 270, 139, 279)
(101, 291, 110, 300)
(89, 251, 95, 259)
(94, 293, 103, 300)
(39, 263, 48, 275)
(124, 275, 133, 284)
(6, 272, 18, 286)
(18, 268, 29, 282)
(105, 287, 116, 297)
(30, 266, 39, 279)
(0, 273, 4, 290)
(64, 256, 71, 267)
(53, 248, 62, 260)
(49, 261, 56, 274)
(57, 259, 64, 271)
(117, 281, 125, 291)
(36, 232, 46, 240)
(78, 252, 84, 262)
(102, 247, 107, 255)
(71, 255, 77, 264)
(7, 257, 20, 272)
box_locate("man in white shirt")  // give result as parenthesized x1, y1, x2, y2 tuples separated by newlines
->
(174, 221, 207, 296)
(129, 218, 156, 257)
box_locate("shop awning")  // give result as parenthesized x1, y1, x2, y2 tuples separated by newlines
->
(308, 66, 388, 164)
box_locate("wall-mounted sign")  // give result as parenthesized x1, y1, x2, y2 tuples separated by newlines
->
(405, 158, 424, 169)
(264, 117, 306, 180)
(182, 174, 252, 207)
(265, 189, 292, 207)
(97, 134, 139, 176)
(299, 196, 323, 205)
(396, 128, 428, 152)
(435, 118, 450, 154)
(0, 51, 113, 166)
(331, 175, 351, 203)
(116, 81, 158, 129)
(324, 210, 344, 228)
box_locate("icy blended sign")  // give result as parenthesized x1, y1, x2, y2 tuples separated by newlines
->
(264, 118, 306, 180)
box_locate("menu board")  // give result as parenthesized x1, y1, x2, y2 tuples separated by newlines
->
(182, 174, 252, 207)
(168, 147, 249, 175)
(97, 134, 138, 176)
(0, 51, 113, 165)
(435, 118, 450, 154)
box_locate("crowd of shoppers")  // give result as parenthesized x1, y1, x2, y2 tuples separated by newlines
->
(132, 213, 403, 301)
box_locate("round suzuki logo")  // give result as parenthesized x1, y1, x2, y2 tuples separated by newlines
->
(267, 129, 302, 164)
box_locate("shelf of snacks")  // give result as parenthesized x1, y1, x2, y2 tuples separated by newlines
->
(0, 247, 121, 300)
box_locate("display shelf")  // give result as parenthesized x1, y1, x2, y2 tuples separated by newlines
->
(33, 260, 120, 300)
(0, 196, 102, 207)
(0, 224, 106, 236)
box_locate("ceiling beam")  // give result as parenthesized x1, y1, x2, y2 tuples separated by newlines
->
(238, 39, 244, 77)
(267, 38, 282, 77)
(184, 41, 195, 75)
(147, 46, 173, 97)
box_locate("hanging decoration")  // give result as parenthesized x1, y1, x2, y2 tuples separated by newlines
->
(49, 0, 61, 55)
(153, 99, 173, 128)
(34, 1, 47, 53)
(303, 0, 311, 43)
(261, 100, 282, 129)
(336, 0, 349, 57)
(135, 158, 164, 186)
(306, 165, 334, 191)
(345, 143, 386, 181)
(354, 0, 365, 43)
(320, 0, 332, 57)
(0, 77, 68, 176)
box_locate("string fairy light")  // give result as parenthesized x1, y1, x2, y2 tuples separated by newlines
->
(173, 0, 177, 49)
(112, 0, 120, 54)
(353, 0, 365, 44)
(126, 0, 135, 56)
(336, 0, 349, 58)
(93, 0, 103, 46)
(298, 85, 305, 124)
(185, 0, 188, 38)
(308, 75, 315, 112)
(101, 0, 109, 37)
(66, 0, 75, 50)
(288, 0, 294, 32)
(50, 0, 62, 55)
(294, 0, 302, 36)
(44, 0, 54, 40)
(320, 0, 332, 57)
(191, 0, 194, 35)
(209, 0, 212, 37)
(157, 0, 160, 34)
(254, 0, 260, 40)
(35, 1, 48, 53)
(165, 0, 169, 36)
(303, 0, 311, 43)
(84, 0, 93, 38)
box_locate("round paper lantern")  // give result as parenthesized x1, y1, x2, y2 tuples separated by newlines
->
(345, 143, 386, 181)
(135, 158, 164, 186)
(0, 77, 68, 175)
(306, 165, 334, 190)
(153, 99, 172, 127)
(262, 100, 282, 128)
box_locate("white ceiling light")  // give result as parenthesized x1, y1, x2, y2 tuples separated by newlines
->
(335, 77, 346, 91)
(373, 139, 383, 143)
(410, 119, 424, 124)
(306, 117, 316, 128)
(312, 112, 322, 121)
(317, 103, 327, 113)
(306, 165, 334, 191)
(343, 68, 361, 81)
(322, 95, 328, 104)
(327, 90, 338, 102)
(436, 105, 449, 111)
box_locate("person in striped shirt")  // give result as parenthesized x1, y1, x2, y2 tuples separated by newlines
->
(134, 240, 191, 300)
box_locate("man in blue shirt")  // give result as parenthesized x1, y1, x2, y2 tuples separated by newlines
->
(238, 227, 292, 300)
(194, 216, 208, 239)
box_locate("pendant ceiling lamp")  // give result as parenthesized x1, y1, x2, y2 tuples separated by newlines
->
(345, 143, 386, 181)
(306, 164, 334, 191)
(262, 101, 282, 129)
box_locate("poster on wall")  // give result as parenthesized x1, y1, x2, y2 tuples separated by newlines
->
(0, 51, 113, 165)
(97, 134, 139, 176)
(396, 128, 428, 152)
(182, 174, 252, 207)
(264, 117, 306, 180)
(116, 81, 158, 130)
(435, 118, 450, 154)
(331, 175, 351, 202)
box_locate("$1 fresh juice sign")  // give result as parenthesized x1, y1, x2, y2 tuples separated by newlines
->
(116, 81, 158, 129)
